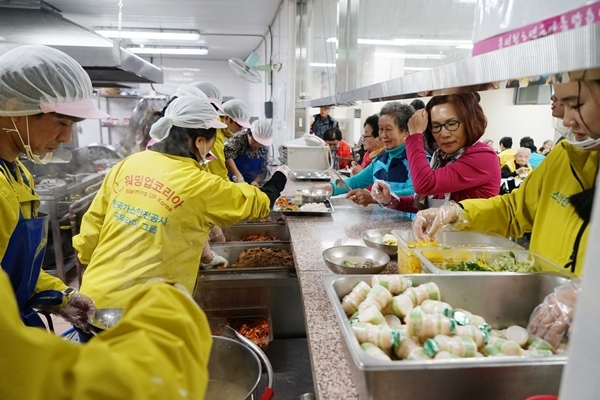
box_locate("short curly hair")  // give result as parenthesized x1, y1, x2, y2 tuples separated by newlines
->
(379, 102, 415, 133)
(424, 93, 487, 151)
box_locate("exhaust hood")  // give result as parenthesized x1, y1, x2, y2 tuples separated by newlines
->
(0, 3, 163, 86)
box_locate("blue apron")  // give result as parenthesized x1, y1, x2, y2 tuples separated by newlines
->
(0, 159, 62, 328)
(230, 146, 266, 184)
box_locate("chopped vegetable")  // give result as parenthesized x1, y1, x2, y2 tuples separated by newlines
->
(439, 253, 539, 273)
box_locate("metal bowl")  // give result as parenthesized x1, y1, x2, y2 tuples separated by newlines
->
(301, 189, 332, 204)
(361, 228, 397, 256)
(322, 245, 390, 274)
(89, 308, 124, 330)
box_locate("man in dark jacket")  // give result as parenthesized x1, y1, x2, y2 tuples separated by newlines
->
(311, 106, 339, 139)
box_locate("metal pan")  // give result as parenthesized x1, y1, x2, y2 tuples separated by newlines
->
(203, 242, 295, 274)
(218, 224, 290, 242)
(324, 273, 568, 400)
(273, 197, 334, 216)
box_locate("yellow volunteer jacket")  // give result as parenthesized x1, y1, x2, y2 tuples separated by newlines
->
(74, 150, 271, 309)
(0, 269, 212, 400)
(461, 141, 599, 276)
(0, 159, 67, 294)
(206, 128, 230, 181)
(498, 148, 516, 166)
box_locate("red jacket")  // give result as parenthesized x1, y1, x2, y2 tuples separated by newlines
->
(336, 140, 352, 169)
(389, 135, 500, 213)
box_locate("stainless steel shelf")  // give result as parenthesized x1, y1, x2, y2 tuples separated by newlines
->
(295, 23, 600, 107)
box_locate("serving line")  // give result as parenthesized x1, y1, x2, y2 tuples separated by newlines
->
(280, 181, 412, 399)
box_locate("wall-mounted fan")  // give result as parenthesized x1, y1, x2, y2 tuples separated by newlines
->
(229, 51, 281, 84)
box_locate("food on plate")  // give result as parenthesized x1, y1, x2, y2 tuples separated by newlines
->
(437, 252, 540, 273)
(342, 277, 564, 362)
(241, 233, 281, 241)
(215, 247, 294, 269)
(341, 257, 374, 269)
(274, 197, 300, 211)
(382, 234, 398, 246)
(299, 202, 329, 212)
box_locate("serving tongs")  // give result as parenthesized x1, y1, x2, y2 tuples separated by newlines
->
(224, 325, 274, 400)
(327, 168, 352, 192)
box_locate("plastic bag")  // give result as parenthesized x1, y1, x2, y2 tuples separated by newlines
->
(527, 279, 581, 349)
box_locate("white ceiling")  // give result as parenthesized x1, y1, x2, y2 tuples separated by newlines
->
(45, 0, 283, 60)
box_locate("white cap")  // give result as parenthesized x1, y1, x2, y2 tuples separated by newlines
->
(251, 120, 273, 146)
(0, 45, 109, 119)
(191, 81, 222, 110)
(173, 84, 209, 101)
(219, 99, 252, 129)
(149, 96, 226, 142)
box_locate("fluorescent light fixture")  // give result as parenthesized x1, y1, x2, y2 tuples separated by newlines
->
(129, 47, 208, 55)
(455, 0, 477, 3)
(96, 28, 200, 41)
(326, 37, 338, 43)
(359, 38, 471, 46)
(310, 63, 336, 67)
(374, 53, 446, 60)
(456, 44, 474, 49)
(403, 67, 432, 71)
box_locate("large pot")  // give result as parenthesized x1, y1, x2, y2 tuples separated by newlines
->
(206, 336, 262, 400)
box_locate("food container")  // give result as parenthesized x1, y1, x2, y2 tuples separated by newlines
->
(204, 242, 294, 273)
(300, 189, 332, 204)
(205, 307, 273, 350)
(236, 211, 286, 224)
(392, 230, 522, 274)
(361, 228, 397, 257)
(273, 196, 334, 216)
(219, 224, 290, 242)
(322, 245, 390, 274)
(324, 273, 568, 400)
(415, 248, 575, 278)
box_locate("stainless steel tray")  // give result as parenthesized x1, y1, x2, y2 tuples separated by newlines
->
(203, 242, 294, 274)
(218, 224, 290, 242)
(416, 248, 576, 278)
(324, 273, 568, 400)
(291, 170, 332, 181)
(273, 197, 334, 216)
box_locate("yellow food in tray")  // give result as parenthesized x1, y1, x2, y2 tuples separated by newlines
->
(398, 240, 440, 274)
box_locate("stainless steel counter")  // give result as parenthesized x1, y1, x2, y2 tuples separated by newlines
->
(280, 179, 413, 399)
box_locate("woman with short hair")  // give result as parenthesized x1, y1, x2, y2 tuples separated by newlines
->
(372, 93, 500, 212)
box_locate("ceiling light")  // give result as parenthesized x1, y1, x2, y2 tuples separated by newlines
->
(129, 47, 208, 55)
(456, 44, 474, 49)
(96, 28, 200, 41)
(310, 63, 336, 68)
(374, 53, 446, 60)
(403, 67, 432, 71)
(359, 38, 471, 46)
(455, 0, 477, 3)
(326, 37, 338, 43)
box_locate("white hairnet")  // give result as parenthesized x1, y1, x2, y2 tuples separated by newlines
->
(149, 96, 226, 142)
(191, 82, 222, 108)
(219, 99, 251, 128)
(250, 120, 273, 146)
(0, 45, 108, 118)
(173, 84, 209, 101)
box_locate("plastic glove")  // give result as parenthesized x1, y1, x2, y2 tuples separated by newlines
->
(209, 225, 226, 243)
(310, 183, 334, 193)
(412, 202, 465, 241)
(527, 280, 581, 349)
(59, 292, 96, 334)
(274, 164, 291, 179)
(371, 180, 393, 205)
(232, 175, 245, 183)
(201, 251, 229, 270)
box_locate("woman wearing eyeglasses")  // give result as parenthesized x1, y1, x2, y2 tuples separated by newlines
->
(351, 114, 384, 175)
(371, 93, 500, 212)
